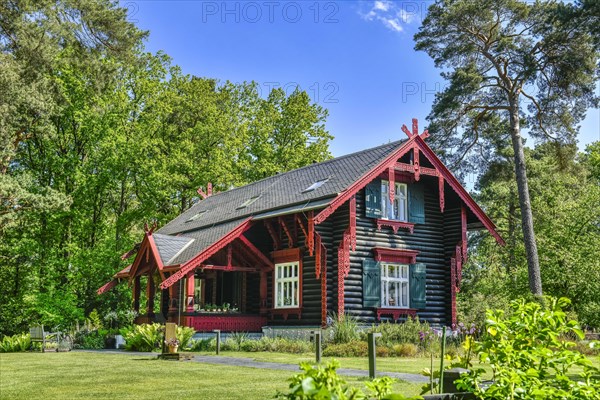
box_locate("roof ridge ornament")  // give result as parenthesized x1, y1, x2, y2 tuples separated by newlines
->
(197, 182, 213, 200)
(401, 118, 429, 140)
(144, 220, 158, 235)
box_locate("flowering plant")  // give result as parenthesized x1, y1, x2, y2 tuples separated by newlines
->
(165, 338, 180, 347)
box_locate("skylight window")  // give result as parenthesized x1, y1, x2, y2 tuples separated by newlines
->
(302, 178, 329, 193)
(237, 195, 261, 209)
(185, 210, 206, 223)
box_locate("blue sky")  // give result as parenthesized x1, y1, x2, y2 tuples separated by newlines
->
(124, 0, 599, 160)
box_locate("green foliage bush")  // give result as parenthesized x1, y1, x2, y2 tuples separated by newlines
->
(117, 323, 195, 351)
(328, 313, 360, 344)
(250, 337, 312, 354)
(457, 297, 600, 399)
(392, 343, 418, 357)
(0, 333, 31, 352)
(74, 329, 107, 349)
(189, 338, 215, 352)
(275, 360, 421, 399)
(176, 326, 195, 349)
(323, 341, 368, 357)
(368, 318, 430, 346)
(120, 323, 163, 351)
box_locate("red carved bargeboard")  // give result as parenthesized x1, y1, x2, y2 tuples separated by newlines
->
(185, 315, 267, 332)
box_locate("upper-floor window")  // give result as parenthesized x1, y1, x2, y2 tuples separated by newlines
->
(381, 181, 408, 221)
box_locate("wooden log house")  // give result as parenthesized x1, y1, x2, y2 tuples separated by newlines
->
(98, 120, 504, 332)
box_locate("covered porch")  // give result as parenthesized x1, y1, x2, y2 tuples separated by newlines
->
(99, 220, 273, 332)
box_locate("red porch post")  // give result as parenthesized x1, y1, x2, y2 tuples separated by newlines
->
(146, 274, 155, 317)
(259, 270, 268, 314)
(168, 286, 178, 314)
(186, 270, 195, 312)
(133, 276, 140, 313)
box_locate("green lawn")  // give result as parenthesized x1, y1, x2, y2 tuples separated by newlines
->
(0, 352, 422, 400)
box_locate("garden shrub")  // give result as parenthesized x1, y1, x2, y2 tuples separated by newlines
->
(328, 313, 360, 344)
(392, 343, 418, 357)
(220, 338, 238, 351)
(457, 297, 600, 399)
(239, 338, 265, 352)
(323, 341, 368, 357)
(275, 338, 312, 354)
(189, 338, 215, 352)
(258, 337, 312, 354)
(120, 323, 163, 351)
(275, 360, 422, 399)
(227, 331, 249, 351)
(74, 329, 107, 349)
(376, 345, 391, 358)
(369, 318, 430, 346)
(176, 326, 195, 349)
(0, 333, 31, 352)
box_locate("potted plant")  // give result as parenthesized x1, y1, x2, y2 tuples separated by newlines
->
(165, 338, 180, 354)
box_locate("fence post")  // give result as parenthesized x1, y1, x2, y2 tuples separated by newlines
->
(311, 330, 322, 363)
(213, 329, 221, 355)
(367, 332, 382, 379)
(439, 326, 447, 393)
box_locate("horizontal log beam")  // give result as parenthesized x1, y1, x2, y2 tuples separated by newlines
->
(201, 264, 258, 273)
(394, 162, 439, 177)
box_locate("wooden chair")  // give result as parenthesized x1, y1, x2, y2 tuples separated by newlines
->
(29, 325, 60, 352)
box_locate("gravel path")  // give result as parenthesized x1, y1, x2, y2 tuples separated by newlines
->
(75, 350, 428, 383)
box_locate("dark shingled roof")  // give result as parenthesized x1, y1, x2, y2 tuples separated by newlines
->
(153, 233, 194, 265)
(148, 139, 407, 267)
(158, 140, 406, 237)
(168, 219, 249, 266)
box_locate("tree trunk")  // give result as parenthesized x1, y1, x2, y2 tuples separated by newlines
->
(509, 100, 542, 296)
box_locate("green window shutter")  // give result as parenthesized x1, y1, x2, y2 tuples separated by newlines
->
(409, 263, 427, 309)
(408, 183, 425, 224)
(362, 259, 381, 308)
(365, 180, 383, 218)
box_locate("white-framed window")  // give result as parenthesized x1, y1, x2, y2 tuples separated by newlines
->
(381, 263, 409, 308)
(381, 181, 408, 221)
(274, 261, 300, 309)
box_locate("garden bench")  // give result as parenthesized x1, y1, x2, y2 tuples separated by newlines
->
(29, 325, 60, 352)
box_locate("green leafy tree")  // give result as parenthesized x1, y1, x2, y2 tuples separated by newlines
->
(460, 143, 600, 328)
(414, 0, 599, 296)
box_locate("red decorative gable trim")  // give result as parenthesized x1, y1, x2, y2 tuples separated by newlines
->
(349, 196, 356, 251)
(315, 233, 322, 278)
(97, 279, 118, 295)
(372, 247, 419, 264)
(337, 227, 351, 316)
(308, 211, 315, 256)
(160, 218, 252, 289)
(414, 135, 505, 245)
(313, 120, 504, 246)
(114, 264, 132, 279)
(128, 232, 163, 283)
(313, 136, 418, 225)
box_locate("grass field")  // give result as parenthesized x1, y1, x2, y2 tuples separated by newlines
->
(0, 352, 422, 400)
